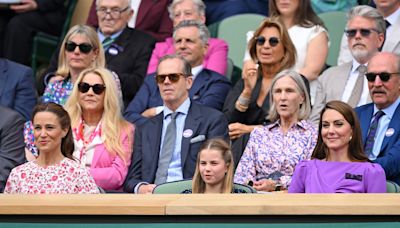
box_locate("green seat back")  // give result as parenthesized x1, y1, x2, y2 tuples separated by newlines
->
(386, 180, 400, 193)
(318, 11, 347, 67)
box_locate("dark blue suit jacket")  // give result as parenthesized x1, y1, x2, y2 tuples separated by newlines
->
(0, 59, 37, 120)
(123, 101, 229, 193)
(124, 69, 231, 126)
(355, 102, 400, 184)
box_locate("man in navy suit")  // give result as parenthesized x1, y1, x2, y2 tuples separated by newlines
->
(124, 20, 231, 126)
(0, 58, 37, 120)
(123, 54, 229, 194)
(355, 52, 400, 184)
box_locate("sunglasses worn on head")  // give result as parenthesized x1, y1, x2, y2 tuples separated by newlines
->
(365, 72, 400, 82)
(78, 82, 106, 95)
(344, 28, 379, 38)
(255, 36, 280, 47)
(65, 41, 93, 54)
(155, 73, 189, 84)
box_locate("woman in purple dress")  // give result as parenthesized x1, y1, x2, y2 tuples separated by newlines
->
(289, 100, 386, 193)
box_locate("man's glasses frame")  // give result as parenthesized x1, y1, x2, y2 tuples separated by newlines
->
(155, 73, 191, 84)
(344, 28, 380, 38)
(96, 6, 130, 19)
(365, 72, 400, 82)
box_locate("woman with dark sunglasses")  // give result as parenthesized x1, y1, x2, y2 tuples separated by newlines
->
(64, 67, 134, 192)
(223, 17, 301, 167)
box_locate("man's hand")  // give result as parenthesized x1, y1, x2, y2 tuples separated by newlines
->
(10, 0, 38, 13)
(138, 184, 156, 194)
(141, 107, 157, 118)
(228, 123, 257, 140)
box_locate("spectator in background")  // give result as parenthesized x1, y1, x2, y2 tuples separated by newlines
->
(203, 0, 268, 25)
(311, 0, 358, 14)
(356, 52, 400, 185)
(223, 17, 308, 165)
(0, 0, 67, 66)
(42, 0, 156, 107)
(0, 106, 25, 193)
(123, 54, 229, 194)
(338, 0, 400, 65)
(0, 58, 37, 121)
(243, 0, 329, 105)
(86, 0, 173, 42)
(64, 67, 134, 192)
(124, 20, 231, 126)
(289, 101, 386, 193)
(234, 70, 316, 192)
(147, 0, 228, 76)
(183, 138, 248, 194)
(4, 103, 100, 194)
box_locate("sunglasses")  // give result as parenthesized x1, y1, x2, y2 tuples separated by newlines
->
(365, 72, 400, 82)
(65, 41, 93, 54)
(344, 28, 379, 38)
(78, 82, 106, 95)
(255, 36, 280, 47)
(155, 73, 189, 84)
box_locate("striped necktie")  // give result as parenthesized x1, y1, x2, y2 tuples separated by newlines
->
(364, 110, 385, 156)
(102, 36, 114, 50)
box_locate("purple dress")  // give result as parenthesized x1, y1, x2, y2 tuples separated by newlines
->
(289, 159, 386, 193)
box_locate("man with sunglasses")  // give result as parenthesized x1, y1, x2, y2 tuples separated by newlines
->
(123, 54, 229, 194)
(41, 0, 156, 108)
(338, 0, 400, 65)
(124, 20, 231, 126)
(355, 52, 400, 185)
(311, 5, 385, 123)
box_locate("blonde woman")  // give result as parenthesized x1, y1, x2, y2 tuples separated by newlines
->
(65, 67, 133, 191)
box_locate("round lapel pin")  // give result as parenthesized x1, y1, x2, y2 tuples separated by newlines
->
(385, 128, 395, 137)
(183, 129, 193, 138)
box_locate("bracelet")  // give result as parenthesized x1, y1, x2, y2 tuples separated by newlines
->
(237, 95, 251, 106)
(235, 100, 248, 112)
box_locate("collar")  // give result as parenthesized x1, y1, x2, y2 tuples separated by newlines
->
(266, 119, 308, 131)
(351, 60, 368, 74)
(385, 6, 400, 25)
(163, 97, 191, 119)
(97, 28, 124, 43)
(373, 96, 400, 120)
(191, 65, 204, 81)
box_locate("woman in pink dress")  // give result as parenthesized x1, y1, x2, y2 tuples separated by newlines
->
(289, 101, 386, 193)
(5, 103, 99, 194)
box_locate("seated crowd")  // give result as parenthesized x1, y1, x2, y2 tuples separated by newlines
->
(0, 0, 399, 194)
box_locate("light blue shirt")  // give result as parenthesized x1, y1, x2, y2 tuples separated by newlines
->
(369, 97, 400, 160)
(161, 98, 191, 182)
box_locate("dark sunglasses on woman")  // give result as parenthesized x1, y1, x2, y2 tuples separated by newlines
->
(255, 36, 280, 47)
(65, 41, 93, 54)
(78, 82, 106, 95)
(365, 72, 400, 82)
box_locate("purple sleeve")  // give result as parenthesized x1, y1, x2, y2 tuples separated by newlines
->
(288, 160, 308, 193)
(365, 163, 387, 193)
(204, 38, 228, 76)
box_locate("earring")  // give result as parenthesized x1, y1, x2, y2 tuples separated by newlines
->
(349, 135, 352, 141)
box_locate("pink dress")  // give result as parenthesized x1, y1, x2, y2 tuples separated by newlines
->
(4, 158, 100, 194)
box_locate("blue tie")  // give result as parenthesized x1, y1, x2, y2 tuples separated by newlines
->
(364, 110, 385, 156)
(102, 37, 114, 50)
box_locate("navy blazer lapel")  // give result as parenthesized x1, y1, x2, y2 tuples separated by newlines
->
(104, 28, 129, 62)
(180, 102, 201, 166)
(380, 104, 400, 151)
(147, 113, 164, 176)
(0, 59, 8, 97)
(189, 70, 209, 98)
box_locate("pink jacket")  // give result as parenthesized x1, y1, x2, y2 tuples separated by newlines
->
(89, 124, 134, 191)
(147, 37, 228, 75)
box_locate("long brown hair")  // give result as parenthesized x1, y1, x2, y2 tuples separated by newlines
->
(192, 138, 234, 193)
(311, 100, 368, 161)
(32, 103, 74, 159)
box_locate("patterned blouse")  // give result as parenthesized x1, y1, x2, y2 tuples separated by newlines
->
(4, 158, 100, 194)
(42, 79, 74, 105)
(234, 120, 318, 189)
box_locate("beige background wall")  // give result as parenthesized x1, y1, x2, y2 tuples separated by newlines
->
(70, 0, 94, 27)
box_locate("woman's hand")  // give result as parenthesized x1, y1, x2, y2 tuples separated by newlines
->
(253, 179, 276, 192)
(228, 123, 256, 140)
(242, 60, 258, 96)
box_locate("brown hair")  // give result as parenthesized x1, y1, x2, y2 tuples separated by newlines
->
(311, 100, 368, 161)
(248, 17, 296, 73)
(192, 138, 234, 193)
(32, 103, 74, 159)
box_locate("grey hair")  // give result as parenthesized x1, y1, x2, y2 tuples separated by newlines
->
(267, 70, 311, 122)
(346, 5, 386, 34)
(156, 54, 192, 76)
(173, 20, 209, 46)
(96, 0, 132, 8)
(168, 0, 206, 20)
